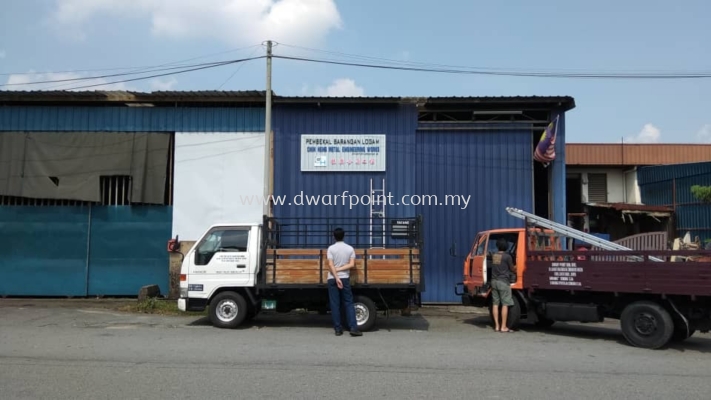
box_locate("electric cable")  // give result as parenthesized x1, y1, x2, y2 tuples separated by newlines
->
(273, 54, 711, 79)
(56, 56, 265, 91)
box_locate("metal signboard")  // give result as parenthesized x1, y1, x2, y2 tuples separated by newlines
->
(391, 219, 415, 239)
(300, 134, 386, 172)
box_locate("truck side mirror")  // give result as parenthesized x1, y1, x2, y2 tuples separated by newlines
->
(167, 235, 181, 253)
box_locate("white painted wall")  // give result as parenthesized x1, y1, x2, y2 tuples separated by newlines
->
(172, 132, 266, 241)
(567, 167, 640, 204)
(624, 168, 642, 204)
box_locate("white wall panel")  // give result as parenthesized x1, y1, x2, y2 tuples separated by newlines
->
(172, 132, 265, 241)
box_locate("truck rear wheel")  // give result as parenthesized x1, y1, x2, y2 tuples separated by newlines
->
(353, 295, 377, 332)
(620, 301, 674, 349)
(209, 291, 248, 329)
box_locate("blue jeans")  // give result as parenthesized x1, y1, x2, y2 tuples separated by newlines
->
(327, 277, 358, 332)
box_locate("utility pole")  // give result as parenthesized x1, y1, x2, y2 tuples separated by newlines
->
(263, 40, 273, 218)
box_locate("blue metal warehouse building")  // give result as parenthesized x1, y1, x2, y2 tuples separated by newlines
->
(0, 91, 574, 303)
(638, 161, 711, 244)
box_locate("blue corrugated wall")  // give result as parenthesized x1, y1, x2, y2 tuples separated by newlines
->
(0, 105, 265, 296)
(0, 206, 90, 296)
(638, 162, 711, 243)
(87, 206, 173, 296)
(416, 123, 535, 302)
(0, 106, 264, 132)
(272, 104, 418, 248)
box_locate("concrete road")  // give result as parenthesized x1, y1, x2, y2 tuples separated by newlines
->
(1, 302, 710, 400)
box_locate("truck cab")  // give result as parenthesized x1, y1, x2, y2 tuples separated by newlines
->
(175, 223, 262, 314)
(456, 226, 562, 329)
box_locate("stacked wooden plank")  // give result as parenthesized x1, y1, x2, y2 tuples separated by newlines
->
(264, 248, 420, 285)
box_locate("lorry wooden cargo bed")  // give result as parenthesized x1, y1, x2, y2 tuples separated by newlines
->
(257, 215, 424, 290)
(263, 248, 421, 285)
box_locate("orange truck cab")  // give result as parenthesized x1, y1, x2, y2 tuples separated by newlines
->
(454, 227, 561, 329)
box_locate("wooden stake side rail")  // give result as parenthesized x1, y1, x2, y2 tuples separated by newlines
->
(263, 248, 421, 285)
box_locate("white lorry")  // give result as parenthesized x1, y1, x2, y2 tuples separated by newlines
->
(169, 215, 424, 331)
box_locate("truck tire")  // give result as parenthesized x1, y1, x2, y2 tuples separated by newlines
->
(209, 291, 248, 329)
(620, 301, 674, 349)
(489, 295, 521, 330)
(353, 295, 377, 332)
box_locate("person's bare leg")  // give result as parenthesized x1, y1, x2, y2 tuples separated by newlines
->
(500, 306, 509, 332)
(492, 305, 500, 331)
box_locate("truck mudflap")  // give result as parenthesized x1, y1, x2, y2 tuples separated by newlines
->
(454, 282, 467, 296)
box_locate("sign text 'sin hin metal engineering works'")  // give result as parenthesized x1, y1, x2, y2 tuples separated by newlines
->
(300, 134, 386, 172)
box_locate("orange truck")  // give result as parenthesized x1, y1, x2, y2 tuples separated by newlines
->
(454, 208, 711, 350)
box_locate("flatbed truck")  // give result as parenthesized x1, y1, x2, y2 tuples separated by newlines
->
(455, 208, 711, 349)
(170, 215, 424, 331)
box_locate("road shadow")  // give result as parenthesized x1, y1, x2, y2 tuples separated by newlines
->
(462, 315, 711, 352)
(186, 311, 430, 332)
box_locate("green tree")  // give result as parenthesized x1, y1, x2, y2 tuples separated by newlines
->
(691, 185, 711, 203)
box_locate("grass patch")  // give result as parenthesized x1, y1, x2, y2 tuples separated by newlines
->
(117, 297, 207, 317)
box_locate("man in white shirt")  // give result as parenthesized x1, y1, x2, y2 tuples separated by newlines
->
(327, 227, 362, 337)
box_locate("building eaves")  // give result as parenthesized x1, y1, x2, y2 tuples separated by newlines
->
(586, 202, 674, 214)
(0, 90, 268, 105)
(423, 95, 576, 111)
(0, 90, 576, 111)
(566, 143, 711, 166)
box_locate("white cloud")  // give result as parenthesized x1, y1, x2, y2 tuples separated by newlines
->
(304, 78, 365, 97)
(626, 123, 661, 143)
(150, 77, 178, 91)
(4, 71, 139, 91)
(698, 124, 711, 143)
(51, 0, 342, 46)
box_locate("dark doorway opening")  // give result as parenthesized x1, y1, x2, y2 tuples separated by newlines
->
(566, 174, 583, 214)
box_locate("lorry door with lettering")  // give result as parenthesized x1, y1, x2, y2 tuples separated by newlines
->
(187, 226, 252, 296)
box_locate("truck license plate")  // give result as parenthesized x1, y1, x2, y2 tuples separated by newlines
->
(262, 300, 276, 310)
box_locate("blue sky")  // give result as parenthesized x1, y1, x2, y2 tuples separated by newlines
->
(1, 0, 709, 144)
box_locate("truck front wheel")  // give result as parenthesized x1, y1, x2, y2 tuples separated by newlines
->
(209, 291, 248, 329)
(620, 301, 674, 349)
(489, 295, 521, 330)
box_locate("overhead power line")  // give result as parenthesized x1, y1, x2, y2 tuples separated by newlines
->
(273, 52, 711, 79)
(277, 43, 711, 75)
(57, 56, 265, 91)
(0, 58, 261, 88)
(0, 44, 263, 77)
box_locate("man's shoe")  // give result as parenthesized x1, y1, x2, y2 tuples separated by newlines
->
(349, 330, 362, 337)
(335, 330, 343, 336)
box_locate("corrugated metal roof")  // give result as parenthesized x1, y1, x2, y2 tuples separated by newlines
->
(0, 90, 268, 104)
(638, 161, 711, 184)
(0, 90, 575, 110)
(566, 143, 711, 166)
